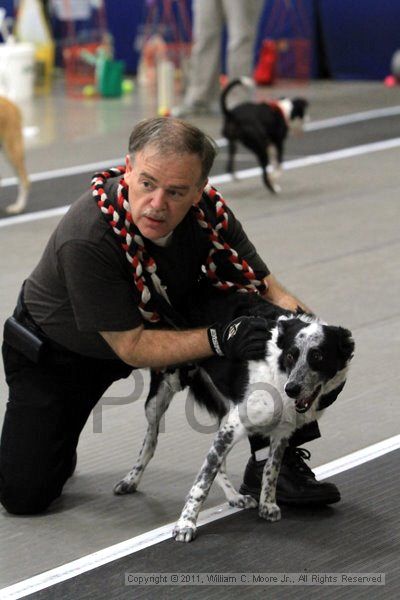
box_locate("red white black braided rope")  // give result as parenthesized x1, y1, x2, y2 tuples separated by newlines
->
(91, 166, 160, 322)
(91, 168, 266, 323)
(196, 183, 267, 293)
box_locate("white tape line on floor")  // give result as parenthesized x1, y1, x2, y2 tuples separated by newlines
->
(1, 434, 399, 600)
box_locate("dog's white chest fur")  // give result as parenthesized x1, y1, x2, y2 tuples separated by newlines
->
(239, 345, 297, 438)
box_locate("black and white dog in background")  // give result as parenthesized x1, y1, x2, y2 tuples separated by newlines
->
(114, 293, 354, 542)
(221, 77, 309, 194)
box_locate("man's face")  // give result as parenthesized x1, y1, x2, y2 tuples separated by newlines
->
(124, 147, 205, 241)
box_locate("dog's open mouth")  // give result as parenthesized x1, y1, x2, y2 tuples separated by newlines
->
(295, 385, 322, 413)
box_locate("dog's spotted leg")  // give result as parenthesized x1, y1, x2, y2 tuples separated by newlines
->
(215, 458, 258, 509)
(258, 437, 288, 522)
(114, 370, 181, 495)
(173, 409, 246, 542)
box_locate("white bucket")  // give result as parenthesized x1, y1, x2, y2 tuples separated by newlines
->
(0, 42, 35, 101)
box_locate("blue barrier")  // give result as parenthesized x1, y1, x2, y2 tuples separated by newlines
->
(319, 0, 400, 80)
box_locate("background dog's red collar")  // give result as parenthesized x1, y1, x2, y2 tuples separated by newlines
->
(265, 100, 286, 120)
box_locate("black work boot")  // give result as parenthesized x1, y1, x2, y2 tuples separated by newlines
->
(239, 447, 340, 506)
(68, 451, 78, 479)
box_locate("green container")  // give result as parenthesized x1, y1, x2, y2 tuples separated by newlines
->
(98, 58, 125, 97)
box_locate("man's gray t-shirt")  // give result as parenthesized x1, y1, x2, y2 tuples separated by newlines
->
(24, 180, 269, 359)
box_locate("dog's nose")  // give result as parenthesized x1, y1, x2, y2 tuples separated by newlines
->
(285, 382, 301, 398)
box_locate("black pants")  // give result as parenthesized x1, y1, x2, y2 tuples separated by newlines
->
(0, 334, 320, 515)
(0, 297, 320, 515)
(248, 423, 321, 456)
(0, 336, 132, 515)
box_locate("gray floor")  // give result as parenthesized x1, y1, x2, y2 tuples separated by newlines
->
(26, 449, 400, 600)
(0, 77, 400, 592)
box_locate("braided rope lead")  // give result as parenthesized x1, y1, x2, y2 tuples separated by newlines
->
(91, 169, 267, 323)
(91, 167, 160, 322)
(195, 184, 267, 294)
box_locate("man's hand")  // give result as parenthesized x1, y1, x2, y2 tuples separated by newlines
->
(207, 316, 269, 360)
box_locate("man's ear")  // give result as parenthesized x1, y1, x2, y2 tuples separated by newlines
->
(193, 178, 208, 205)
(124, 154, 133, 181)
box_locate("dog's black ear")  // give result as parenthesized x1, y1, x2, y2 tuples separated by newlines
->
(277, 317, 291, 334)
(337, 327, 355, 361)
(277, 318, 290, 348)
(292, 97, 309, 107)
(277, 317, 303, 349)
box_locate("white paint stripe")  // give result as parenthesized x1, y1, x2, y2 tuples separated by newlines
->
(0, 206, 70, 228)
(0, 504, 242, 600)
(2, 135, 400, 229)
(0, 158, 125, 188)
(209, 136, 400, 185)
(1, 434, 399, 600)
(313, 434, 400, 480)
(2, 104, 399, 186)
(214, 105, 400, 145)
(304, 105, 400, 131)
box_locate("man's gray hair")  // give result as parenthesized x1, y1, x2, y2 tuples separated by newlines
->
(128, 117, 217, 183)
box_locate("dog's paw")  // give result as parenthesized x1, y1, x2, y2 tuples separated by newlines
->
(228, 493, 258, 509)
(113, 479, 138, 495)
(5, 202, 26, 215)
(272, 183, 282, 194)
(173, 522, 197, 543)
(258, 502, 281, 522)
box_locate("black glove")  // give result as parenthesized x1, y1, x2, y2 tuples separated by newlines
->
(207, 315, 269, 360)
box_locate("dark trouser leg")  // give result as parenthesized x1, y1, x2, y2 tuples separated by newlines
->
(0, 341, 132, 515)
(248, 421, 322, 456)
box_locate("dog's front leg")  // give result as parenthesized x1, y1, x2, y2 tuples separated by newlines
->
(173, 410, 246, 542)
(215, 458, 258, 509)
(267, 143, 282, 192)
(114, 370, 180, 495)
(258, 437, 288, 522)
(226, 139, 237, 178)
(4, 133, 30, 215)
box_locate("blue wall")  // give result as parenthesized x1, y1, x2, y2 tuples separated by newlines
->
(105, 0, 400, 80)
(104, 0, 146, 75)
(2, 0, 399, 80)
(255, 0, 318, 78)
(319, 0, 400, 80)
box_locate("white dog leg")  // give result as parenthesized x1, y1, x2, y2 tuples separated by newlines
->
(258, 437, 288, 522)
(267, 144, 282, 193)
(114, 371, 180, 494)
(5, 183, 29, 214)
(215, 458, 258, 509)
(173, 410, 246, 542)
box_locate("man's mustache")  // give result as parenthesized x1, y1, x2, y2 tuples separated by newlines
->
(142, 208, 167, 221)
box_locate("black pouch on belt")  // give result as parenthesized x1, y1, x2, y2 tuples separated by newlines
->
(3, 316, 45, 363)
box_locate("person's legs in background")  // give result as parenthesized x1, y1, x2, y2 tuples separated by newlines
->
(221, 0, 264, 107)
(173, 0, 224, 116)
(173, 0, 264, 116)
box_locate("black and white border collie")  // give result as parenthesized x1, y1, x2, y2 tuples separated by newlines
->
(221, 77, 309, 194)
(114, 293, 354, 542)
